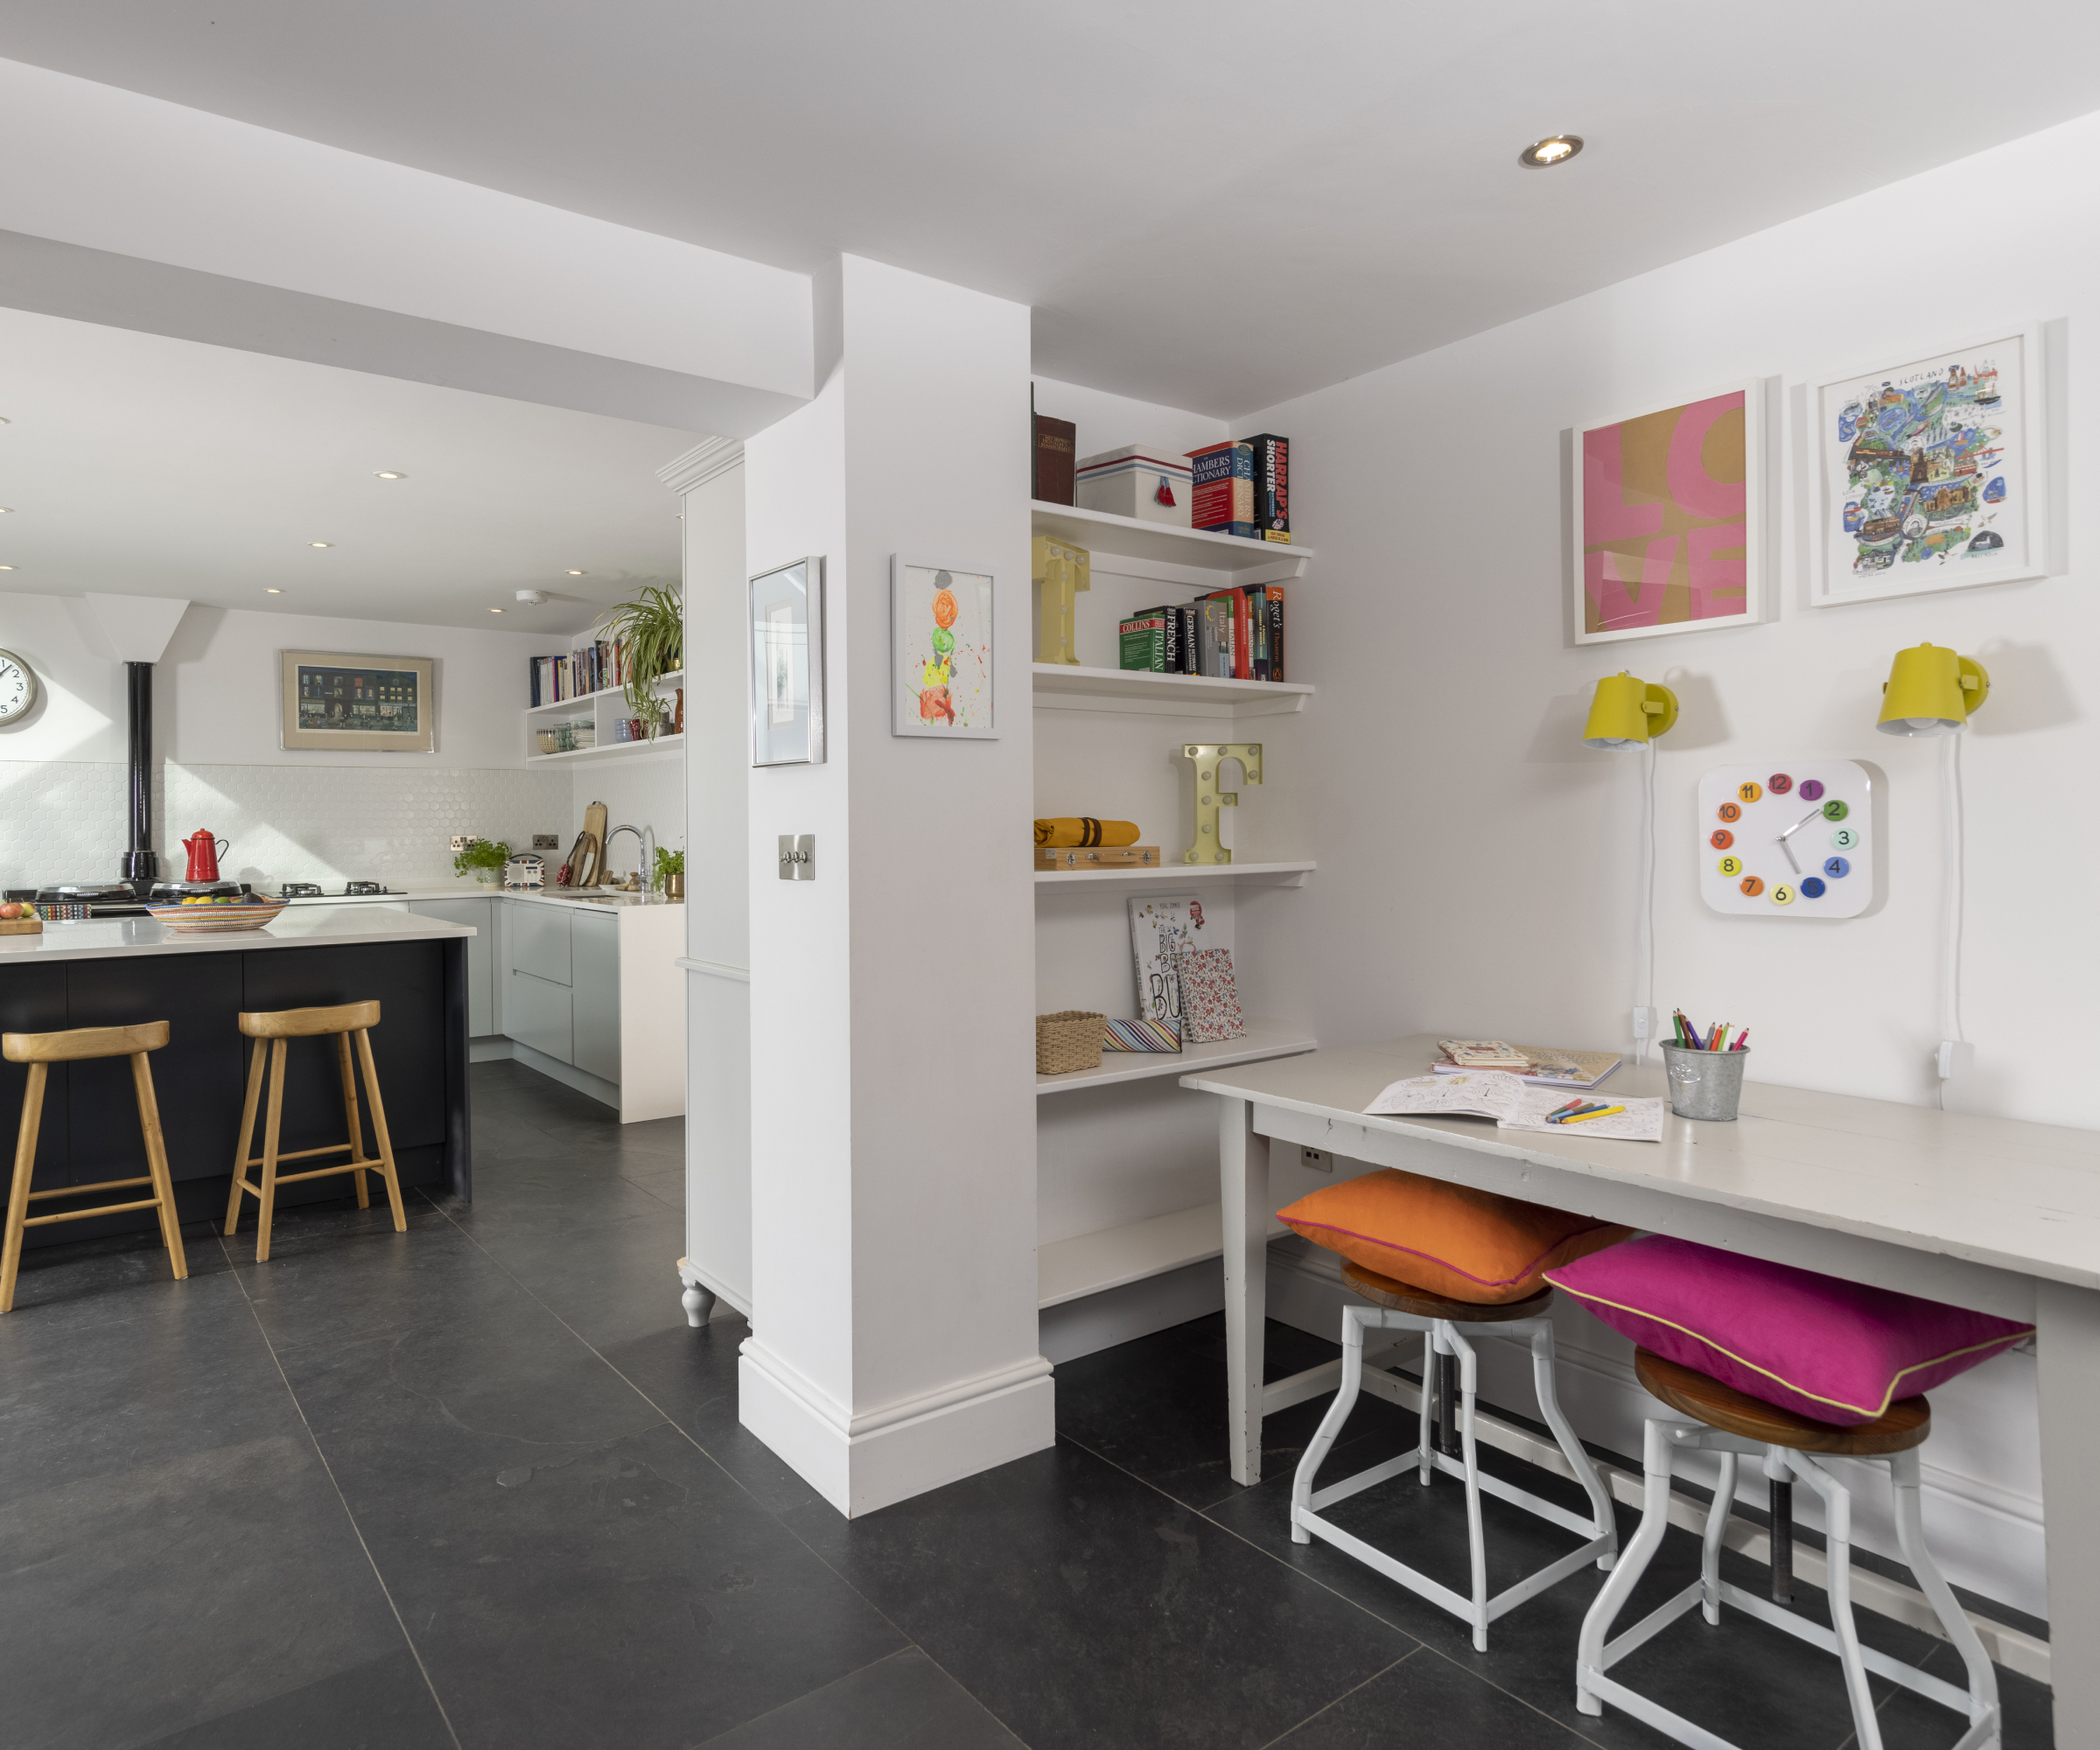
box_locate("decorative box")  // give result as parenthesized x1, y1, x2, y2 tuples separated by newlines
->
(1036, 1010, 1106, 1075)
(1076, 445, 1194, 528)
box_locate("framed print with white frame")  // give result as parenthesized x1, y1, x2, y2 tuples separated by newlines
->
(1805, 325, 2046, 607)
(281, 650, 434, 752)
(891, 555, 996, 738)
(1572, 378, 1765, 645)
(748, 556, 824, 766)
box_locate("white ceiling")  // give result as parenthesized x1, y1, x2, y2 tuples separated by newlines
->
(0, 307, 694, 633)
(2, 2, 2097, 416)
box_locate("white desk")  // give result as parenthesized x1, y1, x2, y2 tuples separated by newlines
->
(1183, 1034, 2100, 1745)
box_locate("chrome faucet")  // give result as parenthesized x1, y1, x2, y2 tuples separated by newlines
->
(603, 822, 656, 894)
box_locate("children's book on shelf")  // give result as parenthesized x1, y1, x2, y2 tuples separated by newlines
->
(1363, 1073, 1663, 1143)
(1431, 1041, 1621, 1090)
(1179, 948, 1244, 1042)
(1128, 894, 1228, 1036)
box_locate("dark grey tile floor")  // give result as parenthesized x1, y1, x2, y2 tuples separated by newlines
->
(0, 1060, 2053, 1748)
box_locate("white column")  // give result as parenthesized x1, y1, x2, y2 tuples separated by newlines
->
(737, 256, 1050, 1516)
(661, 440, 753, 1320)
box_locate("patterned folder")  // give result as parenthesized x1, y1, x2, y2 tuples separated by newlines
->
(1102, 1018, 1181, 1053)
(1178, 948, 1244, 1043)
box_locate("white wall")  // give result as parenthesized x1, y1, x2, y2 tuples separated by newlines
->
(572, 754, 682, 879)
(0, 591, 577, 888)
(740, 256, 1048, 1515)
(1225, 110, 2100, 1618)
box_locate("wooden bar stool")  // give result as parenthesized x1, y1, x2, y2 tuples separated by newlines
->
(1577, 1349, 2000, 1750)
(1291, 1260, 1619, 1650)
(226, 1001, 403, 1262)
(1, 1021, 187, 1312)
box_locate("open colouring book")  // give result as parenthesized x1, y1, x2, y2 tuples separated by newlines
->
(1362, 1073, 1663, 1144)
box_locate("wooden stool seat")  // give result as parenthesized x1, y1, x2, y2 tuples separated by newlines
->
(238, 1000, 381, 1039)
(226, 1001, 402, 1261)
(1341, 1259, 1554, 1323)
(1634, 1348, 1930, 1457)
(1, 1020, 186, 1312)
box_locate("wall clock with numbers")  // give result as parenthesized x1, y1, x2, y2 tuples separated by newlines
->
(1698, 760, 1871, 917)
(0, 650, 37, 724)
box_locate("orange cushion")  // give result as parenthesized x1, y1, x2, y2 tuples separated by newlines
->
(1277, 1168, 1633, 1305)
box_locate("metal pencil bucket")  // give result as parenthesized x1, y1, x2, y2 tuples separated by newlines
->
(1662, 1046, 1747, 1122)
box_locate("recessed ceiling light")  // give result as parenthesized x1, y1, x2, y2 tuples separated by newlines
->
(310, 541, 332, 549)
(0, 564, 14, 571)
(374, 471, 407, 480)
(1518, 134, 1583, 169)
(266, 587, 282, 594)
(567, 569, 585, 576)
(490, 606, 504, 613)
(0, 508, 12, 514)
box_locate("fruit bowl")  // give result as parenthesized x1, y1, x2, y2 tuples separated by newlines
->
(146, 898, 291, 934)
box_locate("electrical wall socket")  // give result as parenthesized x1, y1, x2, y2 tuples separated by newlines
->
(1301, 1146, 1332, 1172)
(449, 835, 480, 852)
(533, 835, 560, 850)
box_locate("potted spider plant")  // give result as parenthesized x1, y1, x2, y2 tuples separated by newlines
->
(593, 584, 683, 738)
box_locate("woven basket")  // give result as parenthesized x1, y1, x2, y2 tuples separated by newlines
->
(1036, 1010, 1105, 1075)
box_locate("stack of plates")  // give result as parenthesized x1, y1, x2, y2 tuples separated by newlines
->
(146, 900, 290, 934)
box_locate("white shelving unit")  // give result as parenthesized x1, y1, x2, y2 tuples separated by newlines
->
(1032, 489, 1316, 1341)
(524, 668, 684, 765)
(1034, 859, 1316, 890)
(1035, 1019, 1315, 1096)
(1032, 662, 1312, 718)
(1031, 501, 1309, 585)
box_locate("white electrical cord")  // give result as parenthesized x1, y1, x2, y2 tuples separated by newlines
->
(1638, 738, 1657, 1065)
(1938, 734, 1965, 1108)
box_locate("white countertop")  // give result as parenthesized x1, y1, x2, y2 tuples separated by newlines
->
(0, 905, 474, 963)
(283, 883, 671, 911)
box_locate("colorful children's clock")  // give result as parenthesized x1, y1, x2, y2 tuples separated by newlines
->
(1698, 761, 1871, 917)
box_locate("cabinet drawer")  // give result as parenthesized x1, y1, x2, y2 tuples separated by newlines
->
(507, 969, 572, 1064)
(507, 903, 571, 986)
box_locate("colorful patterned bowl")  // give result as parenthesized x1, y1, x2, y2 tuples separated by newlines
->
(146, 899, 291, 934)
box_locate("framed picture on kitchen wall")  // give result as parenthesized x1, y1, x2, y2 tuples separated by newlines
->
(1572, 379, 1766, 645)
(1804, 325, 2047, 607)
(280, 651, 435, 752)
(748, 556, 825, 767)
(891, 556, 996, 738)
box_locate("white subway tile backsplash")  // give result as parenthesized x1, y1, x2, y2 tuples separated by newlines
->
(0, 760, 570, 892)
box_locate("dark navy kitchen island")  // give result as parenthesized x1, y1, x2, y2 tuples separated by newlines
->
(0, 907, 474, 1249)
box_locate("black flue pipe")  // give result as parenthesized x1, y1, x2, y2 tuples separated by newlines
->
(119, 660, 159, 894)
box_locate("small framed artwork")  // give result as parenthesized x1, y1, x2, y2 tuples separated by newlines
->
(1572, 379, 1765, 645)
(1805, 326, 2046, 607)
(892, 556, 995, 738)
(280, 650, 434, 752)
(749, 556, 825, 766)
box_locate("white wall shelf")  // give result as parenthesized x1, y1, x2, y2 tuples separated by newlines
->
(525, 735, 682, 766)
(1040, 1204, 1222, 1307)
(1032, 662, 1312, 718)
(1031, 500, 1307, 588)
(1036, 1020, 1315, 1096)
(1034, 858, 1315, 891)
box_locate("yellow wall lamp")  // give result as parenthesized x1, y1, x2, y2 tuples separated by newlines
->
(1877, 642, 1990, 736)
(1582, 670, 1679, 749)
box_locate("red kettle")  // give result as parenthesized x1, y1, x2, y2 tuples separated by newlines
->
(183, 830, 228, 884)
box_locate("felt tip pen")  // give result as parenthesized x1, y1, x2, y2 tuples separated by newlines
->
(1546, 1098, 1585, 1118)
(1561, 1106, 1625, 1124)
(1732, 1030, 1750, 1052)
(1550, 1102, 1606, 1124)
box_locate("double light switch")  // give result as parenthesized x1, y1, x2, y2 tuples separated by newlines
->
(778, 834, 816, 880)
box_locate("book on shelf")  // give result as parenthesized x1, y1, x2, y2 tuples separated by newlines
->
(1032, 413, 1076, 505)
(529, 639, 632, 709)
(1186, 440, 1255, 538)
(1244, 433, 1290, 543)
(1117, 611, 1175, 673)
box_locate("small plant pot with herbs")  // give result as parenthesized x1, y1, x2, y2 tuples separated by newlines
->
(453, 838, 513, 886)
(653, 846, 685, 900)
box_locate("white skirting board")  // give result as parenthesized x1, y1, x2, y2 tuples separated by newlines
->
(1261, 1236, 2049, 1677)
(509, 1040, 621, 1112)
(739, 1340, 1056, 1518)
(1040, 1255, 1225, 1365)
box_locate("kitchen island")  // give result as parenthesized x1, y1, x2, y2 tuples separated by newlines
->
(0, 907, 474, 1250)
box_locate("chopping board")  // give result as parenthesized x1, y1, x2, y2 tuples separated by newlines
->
(580, 802, 608, 886)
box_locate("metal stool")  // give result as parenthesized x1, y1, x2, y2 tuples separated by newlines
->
(1, 1021, 187, 1312)
(226, 1001, 403, 1261)
(1577, 1348, 1999, 1750)
(1292, 1260, 1618, 1649)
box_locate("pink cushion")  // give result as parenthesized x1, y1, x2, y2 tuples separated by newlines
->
(1544, 1236, 2033, 1426)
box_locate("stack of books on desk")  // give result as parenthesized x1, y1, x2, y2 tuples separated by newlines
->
(1432, 1040, 1621, 1090)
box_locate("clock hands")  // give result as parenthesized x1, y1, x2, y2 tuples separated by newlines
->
(1776, 806, 1823, 876)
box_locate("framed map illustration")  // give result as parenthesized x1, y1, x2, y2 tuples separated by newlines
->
(1572, 381, 1765, 645)
(1807, 326, 2047, 606)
